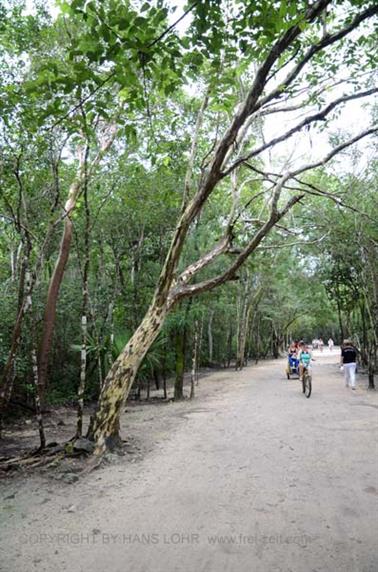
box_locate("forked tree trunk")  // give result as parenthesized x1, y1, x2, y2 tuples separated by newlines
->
(88, 301, 169, 453)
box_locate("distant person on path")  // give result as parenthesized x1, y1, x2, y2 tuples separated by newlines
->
(318, 338, 324, 352)
(328, 338, 334, 351)
(340, 339, 357, 390)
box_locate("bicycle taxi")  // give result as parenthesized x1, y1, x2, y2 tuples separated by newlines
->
(286, 352, 299, 379)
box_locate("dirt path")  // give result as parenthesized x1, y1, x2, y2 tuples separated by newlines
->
(1, 350, 378, 572)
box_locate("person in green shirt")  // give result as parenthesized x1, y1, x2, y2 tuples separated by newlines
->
(298, 344, 312, 381)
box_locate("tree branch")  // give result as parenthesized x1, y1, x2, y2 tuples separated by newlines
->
(256, 3, 378, 113)
(287, 127, 377, 179)
(259, 233, 329, 250)
(170, 193, 305, 302)
(182, 90, 209, 209)
(170, 124, 376, 303)
(224, 88, 378, 176)
(175, 234, 231, 287)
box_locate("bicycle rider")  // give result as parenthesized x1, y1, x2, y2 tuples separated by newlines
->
(298, 343, 312, 381)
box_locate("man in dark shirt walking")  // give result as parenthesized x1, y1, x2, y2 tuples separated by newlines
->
(340, 339, 357, 390)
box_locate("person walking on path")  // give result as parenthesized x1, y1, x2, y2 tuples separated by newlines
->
(328, 337, 334, 351)
(340, 339, 357, 390)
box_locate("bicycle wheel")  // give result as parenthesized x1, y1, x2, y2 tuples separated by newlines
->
(304, 372, 312, 398)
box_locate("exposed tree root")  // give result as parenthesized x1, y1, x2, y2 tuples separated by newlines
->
(0, 439, 90, 474)
(0, 435, 128, 476)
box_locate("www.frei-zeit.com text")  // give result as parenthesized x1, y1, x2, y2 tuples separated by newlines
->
(19, 531, 314, 547)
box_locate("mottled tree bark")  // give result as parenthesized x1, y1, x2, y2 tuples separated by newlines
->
(88, 301, 170, 454)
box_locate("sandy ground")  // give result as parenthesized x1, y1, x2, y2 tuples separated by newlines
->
(0, 349, 377, 572)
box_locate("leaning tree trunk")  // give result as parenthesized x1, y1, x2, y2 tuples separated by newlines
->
(88, 301, 169, 453)
(38, 217, 73, 396)
(37, 166, 87, 396)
